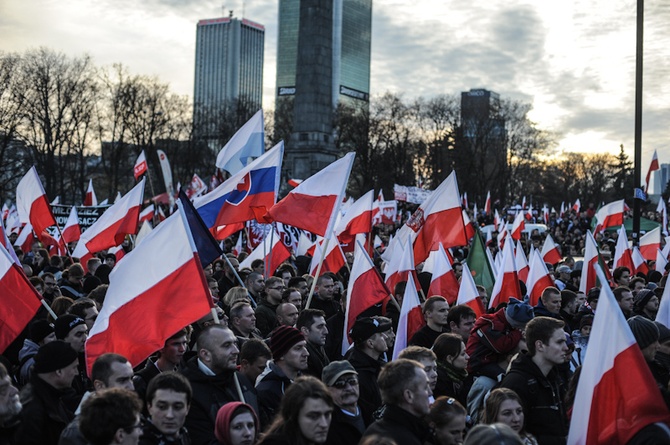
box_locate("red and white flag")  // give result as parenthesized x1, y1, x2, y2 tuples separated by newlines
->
(408, 171, 467, 264)
(62, 206, 81, 244)
(541, 233, 562, 265)
(385, 237, 416, 297)
(287, 178, 303, 188)
(542, 206, 550, 224)
(232, 233, 244, 257)
(645, 149, 660, 192)
(568, 265, 670, 445)
(639, 227, 661, 261)
(657, 277, 670, 328)
(335, 189, 373, 244)
(427, 243, 459, 305)
(494, 209, 501, 231)
(342, 242, 390, 355)
(631, 247, 649, 276)
(462, 209, 476, 241)
(521, 196, 526, 209)
(488, 236, 522, 309)
(138, 205, 155, 224)
(108, 244, 125, 265)
(462, 192, 468, 209)
(510, 212, 525, 241)
(594, 200, 625, 233)
(484, 191, 491, 215)
(498, 224, 508, 251)
(85, 207, 213, 372)
(657, 199, 668, 236)
(525, 204, 533, 221)
(527, 249, 555, 306)
(133, 150, 148, 180)
(573, 199, 581, 213)
(0, 218, 20, 265)
(73, 179, 145, 256)
(0, 243, 42, 353)
(239, 229, 291, 276)
(16, 167, 56, 235)
(84, 179, 98, 206)
(310, 233, 346, 276)
(515, 241, 529, 283)
(457, 262, 486, 317)
(656, 249, 668, 280)
(296, 232, 316, 257)
(14, 223, 34, 254)
(580, 230, 600, 294)
(266, 153, 355, 237)
(391, 275, 423, 360)
(613, 226, 634, 273)
(187, 174, 208, 199)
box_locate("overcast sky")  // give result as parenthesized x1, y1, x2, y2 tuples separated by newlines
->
(2, 0, 669, 181)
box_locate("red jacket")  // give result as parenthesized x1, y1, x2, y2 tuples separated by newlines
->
(465, 308, 523, 374)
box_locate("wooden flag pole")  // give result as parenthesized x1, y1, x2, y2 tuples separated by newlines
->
(305, 235, 331, 309)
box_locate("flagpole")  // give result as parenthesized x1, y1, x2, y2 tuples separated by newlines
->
(305, 235, 331, 309)
(222, 254, 246, 288)
(52, 222, 74, 264)
(266, 224, 275, 279)
(355, 239, 401, 312)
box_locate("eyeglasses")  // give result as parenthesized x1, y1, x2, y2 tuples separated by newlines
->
(332, 377, 358, 389)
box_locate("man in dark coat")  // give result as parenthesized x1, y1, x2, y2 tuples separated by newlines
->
(323, 361, 366, 445)
(297, 309, 330, 378)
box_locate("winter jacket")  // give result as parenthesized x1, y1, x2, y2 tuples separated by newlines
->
(139, 421, 191, 445)
(409, 325, 445, 349)
(254, 299, 279, 337)
(255, 361, 294, 428)
(466, 308, 522, 376)
(361, 404, 431, 445)
(346, 347, 383, 426)
(305, 341, 330, 379)
(17, 339, 39, 387)
(325, 406, 365, 445)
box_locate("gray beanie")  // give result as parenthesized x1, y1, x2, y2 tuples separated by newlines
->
(628, 315, 659, 350)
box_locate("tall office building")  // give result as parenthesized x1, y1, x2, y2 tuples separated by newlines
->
(276, 0, 372, 180)
(194, 14, 264, 144)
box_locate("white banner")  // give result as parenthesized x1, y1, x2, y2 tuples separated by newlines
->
(393, 184, 431, 205)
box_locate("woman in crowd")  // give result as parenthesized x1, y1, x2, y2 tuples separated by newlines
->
(482, 388, 538, 445)
(427, 396, 467, 445)
(433, 333, 470, 406)
(215, 402, 259, 445)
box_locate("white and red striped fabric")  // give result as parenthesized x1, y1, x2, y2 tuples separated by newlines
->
(580, 230, 600, 294)
(407, 171, 467, 264)
(541, 233, 562, 265)
(572, 199, 581, 213)
(527, 249, 555, 306)
(631, 247, 649, 276)
(488, 236, 522, 309)
(657, 199, 668, 236)
(391, 275, 423, 360)
(239, 230, 291, 276)
(133, 150, 148, 180)
(568, 266, 670, 445)
(14, 223, 34, 254)
(0, 218, 20, 265)
(639, 227, 661, 261)
(427, 243, 459, 305)
(232, 233, 244, 257)
(73, 179, 145, 256)
(510, 212, 525, 241)
(310, 233, 346, 276)
(84, 179, 97, 206)
(16, 167, 56, 235)
(335, 189, 373, 244)
(62, 206, 81, 244)
(296, 232, 316, 257)
(462, 209, 475, 241)
(484, 191, 491, 215)
(645, 149, 659, 191)
(85, 207, 213, 372)
(108, 244, 125, 265)
(138, 205, 155, 224)
(515, 241, 529, 283)
(456, 262, 485, 317)
(266, 153, 355, 237)
(594, 200, 625, 233)
(613, 226, 634, 274)
(385, 238, 416, 298)
(287, 178, 303, 188)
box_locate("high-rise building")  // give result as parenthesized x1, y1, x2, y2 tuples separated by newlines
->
(655, 163, 670, 195)
(194, 14, 264, 144)
(276, 0, 372, 180)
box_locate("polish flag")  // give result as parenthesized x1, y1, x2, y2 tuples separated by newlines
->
(541, 234, 562, 265)
(232, 233, 244, 257)
(108, 244, 125, 265)
(525, 204, 533, 221)
(16, 167, 56, 235)
(288, 179, 303, 188)
(0, 243, 42, 353)
(639, 227, 661, 261)
(613, 226, 634, 273)
(157, 206, 166, 222)
(0, 218, 20, 265)
(560, 202, 566, 218)
(656, 199, 668, 236)
(392, 276, 424, 360)
(484, 191, 491, 215)
(631, 247, 649, 276)
(296, 232, 316, 257)
(133, 150, 148, 180)
(462, 192, 468, 209)
(335, 189, 373, 244)
(342, 242, 391, 355)
(457, 262, 486, 317)
(427, 244, 459, 305)
(498, 224, 508, 251)
(568, 266, 670, 445)
(310, 234, 346, 276)
(510, 212, 525, 241)
(239, 230, 291, 276)
(645, 149, 660, 192)
(62, 206, 81, 244)
(14, 223, 34, 254)
(73, 179, 145, 256)
(385, 238, 417, 297)
(656, 249, 668, 279)
(138, 205, 155, 224)
(462, 209, 476, 241)
(85, 207, 214, 372)
(488, 236, 522, 309)
(542, 206, 549, 224)
(527, 249, 555, 306)
(493, 209, 501, 231)
(579, 230, 612, 294)
(485, 229, 494, 247)
(1, 203, 8, 221)
(573, 199, 581, 213)
(521, 196, 526, 209)
(84, 179, 97, 206)
(594, 200, 625, 233)
(408, 171, 467, 264)
(371, 190, 383, 225)
(266, 153, 355, 237)
(515, 241, 529, 283)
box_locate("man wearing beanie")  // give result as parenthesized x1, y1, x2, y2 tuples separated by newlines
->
(15, 340, 81, 445)
(628, 315, 670, 409)
(466, 297, 534, 380)
(256, 324, 308, 426)
(54, 315, 91, 395)
(633, 289, 659, 320)
(17, 319, 56, 386)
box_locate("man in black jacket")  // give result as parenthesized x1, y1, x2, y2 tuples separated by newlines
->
(298, 309, 330, 378)
(323, 361, 365, 445)
(501, 316, 569, 445)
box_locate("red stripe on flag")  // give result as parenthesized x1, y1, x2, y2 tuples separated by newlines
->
(0, 264, 42, 352)
(30, 197, 55, 235)
(413, 207, 467, 264)
(85, 206, 140, 253)
(267, 193, 338, 237)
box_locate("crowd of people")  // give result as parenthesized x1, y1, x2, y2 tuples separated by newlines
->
(1, 203, 670, 445)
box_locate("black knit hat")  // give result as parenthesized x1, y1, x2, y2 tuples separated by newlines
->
(269, 325, 305, 361)
(628, 315, 660, 350)
(29, 319, 54, 343)
(633, 289, 655, 311)
(655, 322, 670, 344)
(54, 314, 86, 340)
(33, 340, 79, 374)
(349, 317, 392, 343)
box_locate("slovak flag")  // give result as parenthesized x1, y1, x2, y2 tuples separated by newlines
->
(594, 200, 625, 233)
(134, 150, 148, 180)
(541, 234, 562, 265)
(427, 244, 459, 305)
(266, 152, 355, 237)
(16, 167, 56, 235)
(457, 262, 485, 317)
(407, 171, 468, 265)
(335, 189, 373, 244)
(0, 243, 42, 353)
(239, 230, 291, 276)
(196, 142, 283, 238)
(73, 179, 145, 256)
(85, 205, 214, 373)
(62, 206, 81, 244)
(391, 275, 423, 360)
(216, 110, 265, 175)
(84, 179, 97, 206)
(639, 227, 661, 261)
(526, 249, 555, 306)
(488, 236, 522, 309)
(568, 265, 670, 444)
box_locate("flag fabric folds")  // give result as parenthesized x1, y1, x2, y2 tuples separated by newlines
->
(239, 230, 290, 277)
(613, 226, 634, 273)
(133, 150, 148, 180)
(392, 276, 423, 360)
(593, 200, 625, 233)
(526, 249, 555, 306)
(266, 153, 355, 237)
(639, 227, 661, 261)
(467, 230, 496, 297)
(84, 179, 98, 206)
(427, 244, 459, 305)
(216, 110, 265, 174)
(488, 237, 522, 309)
(335, 189, 373, 244)
(457, 262, 485, 317)
(646, 149, 660, 192)
(510, 212, 525, 240)
(515, 241, 529, 283)
(16, 166, 56, 235)
(62, 206, 81, 244)
(567, 265, 670, 445)
(541, 234, 562, 265)
(85, 206, 214, 373)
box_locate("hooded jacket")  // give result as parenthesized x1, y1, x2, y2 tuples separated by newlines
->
(361, 404, 431, 445)
(255, 361, 294, 428)
(346, 347, 383, 425)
